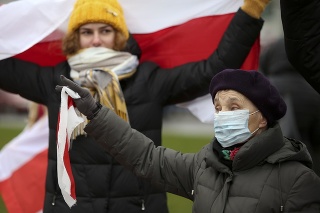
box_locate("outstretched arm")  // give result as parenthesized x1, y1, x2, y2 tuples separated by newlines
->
(56, 75, 197, 198)
(280, 0, 320, 94)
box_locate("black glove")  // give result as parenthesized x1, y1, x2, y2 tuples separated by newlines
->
(55, 75, 101, 119)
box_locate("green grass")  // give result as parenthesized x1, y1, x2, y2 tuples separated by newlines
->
(0, 127, 211, 213)
(0, 127, 23, 149)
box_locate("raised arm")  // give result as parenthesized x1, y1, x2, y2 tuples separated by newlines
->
(142, 0, 266, 104)
(0, 57, 67, 104)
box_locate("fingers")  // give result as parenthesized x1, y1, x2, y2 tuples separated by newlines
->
(55, 85, 63, 92)
(59, 75, 86, 96)
(60, 75, 79, 91)
(59, 75, 88, 97)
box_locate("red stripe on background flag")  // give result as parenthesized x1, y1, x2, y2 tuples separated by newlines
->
(0, 150, 47, 213)
(14, 40, 66, 66)
(134, 14, 259, 69)
(12, 14, 259, 69)
(0, 115, 49, 213)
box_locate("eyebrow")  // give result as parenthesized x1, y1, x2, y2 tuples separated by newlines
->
(228, 97, 241, 102)
(79, 25, 111, 30)
(214, 96, 241, 104)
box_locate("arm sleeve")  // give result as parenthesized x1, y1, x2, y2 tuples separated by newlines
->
(281, 0, 320, 94)
(0, 57, 59, 104)
(84, 107, 197, 199)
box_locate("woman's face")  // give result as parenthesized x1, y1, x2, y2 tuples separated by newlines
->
(79, 23, 116, 49)
(214, 90, 267, 133)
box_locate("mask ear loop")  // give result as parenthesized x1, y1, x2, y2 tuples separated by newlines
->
(249, 110, 260, 116)
(248, 110, 260, 138)
(251, 127, 260, 135)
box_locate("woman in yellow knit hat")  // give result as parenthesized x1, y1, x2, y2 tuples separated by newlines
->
(0, 0, 270, 212)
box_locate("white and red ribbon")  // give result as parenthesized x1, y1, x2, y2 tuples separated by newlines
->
(57, 87, 84, 208)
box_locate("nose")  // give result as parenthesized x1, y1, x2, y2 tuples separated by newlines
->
(220, 107, 229, 112)
(92, 32, 102, 47)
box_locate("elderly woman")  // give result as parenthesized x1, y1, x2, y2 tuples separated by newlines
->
(57, 69, 320, 213)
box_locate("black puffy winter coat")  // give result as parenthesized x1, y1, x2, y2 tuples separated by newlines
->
(0, 9, 263, 213)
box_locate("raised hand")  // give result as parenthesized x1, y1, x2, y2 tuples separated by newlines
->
(241, 0, 270, 19)
(55, 75, 100, 119)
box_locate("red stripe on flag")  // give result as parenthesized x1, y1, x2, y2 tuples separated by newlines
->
(68, 96, 76, 109)
(63, 134, 76, 199)
(133, 14, 260, 69)
(65, 96, 77, 199)
(0, 150, 48, 213)
(14, 40, 66, 66)
(12, 14, 259, 70)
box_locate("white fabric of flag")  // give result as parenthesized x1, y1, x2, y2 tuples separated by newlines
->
(57, 87, 84, 208)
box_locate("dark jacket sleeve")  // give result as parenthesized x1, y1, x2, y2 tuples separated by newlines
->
(84, 107, 197, 199)
(141, 8, 263, 104)
(0, 57, 67, 104)
(281, 0, 320, 94)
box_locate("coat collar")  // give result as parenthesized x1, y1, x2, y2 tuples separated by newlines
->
(232, 123, 285, 171)
(206, 123, 285, 172)
(205, 123, 313, 172)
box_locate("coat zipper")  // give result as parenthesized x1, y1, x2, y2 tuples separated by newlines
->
(141, 199, 145, 211)
(52, 193, 56, 206)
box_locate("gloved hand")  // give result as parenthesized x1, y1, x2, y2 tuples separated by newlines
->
(55, 75, 101, 119)
(241, 0, 270, 19)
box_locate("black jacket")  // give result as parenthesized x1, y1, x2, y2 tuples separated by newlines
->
(281, 0, 320, 94)
(0, 9, 263, 213)
(260, 38, 320, 176)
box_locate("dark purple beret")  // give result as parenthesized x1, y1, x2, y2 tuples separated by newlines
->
(209, 69, 287, 126)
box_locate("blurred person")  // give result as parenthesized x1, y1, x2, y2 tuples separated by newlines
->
(259, 38, 320, 176)
(0, 0, 269, 212)
(57, 69, 320, 213)
(280, 0, 320, 94)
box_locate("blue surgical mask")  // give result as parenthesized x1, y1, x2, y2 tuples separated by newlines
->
(213, 109, 259, 148)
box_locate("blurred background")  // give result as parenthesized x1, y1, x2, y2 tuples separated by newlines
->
(0, 0, 290, 212)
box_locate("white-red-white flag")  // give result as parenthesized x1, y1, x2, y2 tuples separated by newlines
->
(0, 116, 48, 213)
(56, 87, 84, 208)
(0, 0, 259, 212)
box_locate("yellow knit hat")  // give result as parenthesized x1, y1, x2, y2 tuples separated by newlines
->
(67, 0, 129, 40)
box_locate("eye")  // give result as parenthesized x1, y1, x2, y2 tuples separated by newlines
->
(214, 105, 221, 113)
(101, 27, 114, 34)
(231, 105, 240, 111)
(80, 30, 92, 35)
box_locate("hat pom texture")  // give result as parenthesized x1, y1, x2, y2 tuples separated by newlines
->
(68, 0, 129, 40)
(209, 69, 287, 125)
